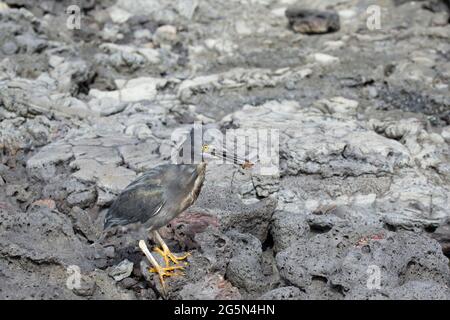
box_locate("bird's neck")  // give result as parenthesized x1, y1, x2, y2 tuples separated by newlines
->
(190, 163, 206, 200)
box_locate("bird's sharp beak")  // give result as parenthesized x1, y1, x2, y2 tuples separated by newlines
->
(203, 145, 252, 167)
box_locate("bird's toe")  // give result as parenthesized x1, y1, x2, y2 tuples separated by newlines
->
(153, 246, 190, 268)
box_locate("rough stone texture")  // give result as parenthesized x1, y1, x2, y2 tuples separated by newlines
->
(194, 184, 277, 242)
(89, 77, 166, 102)
(109, 259, 134, 282)
(0, 206, 94, 268)
(259, 286, 306, 300)
(276, 227, 450, 299)
(388, 281, 449, 300)
(26, 144, 73, 181)
(193, 227, 232, 274)
(225, 231, 275, 297)
(178, 274, 241, 300)
(140, 227, 235, 298)
(271, 210, 309, 253)
(225, 99, 449, 228)
(431, 222, 450, 257)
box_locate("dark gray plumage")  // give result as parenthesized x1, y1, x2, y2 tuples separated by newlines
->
(104, 162, 206, 231)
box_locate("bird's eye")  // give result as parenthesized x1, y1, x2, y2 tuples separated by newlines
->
(202, 144, 209, 152)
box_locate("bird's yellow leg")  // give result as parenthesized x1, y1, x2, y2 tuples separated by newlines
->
(153, 231, 190, 267)
(138, 240, 183, 294)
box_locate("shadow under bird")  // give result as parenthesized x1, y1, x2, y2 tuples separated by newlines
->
(103, 128, 250, 294)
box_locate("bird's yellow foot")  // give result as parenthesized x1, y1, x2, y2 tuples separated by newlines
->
(153, 246, 190, 268)
(148, 265, 184, 291)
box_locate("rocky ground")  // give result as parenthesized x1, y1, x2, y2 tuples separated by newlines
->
(0, 0, 450, 300)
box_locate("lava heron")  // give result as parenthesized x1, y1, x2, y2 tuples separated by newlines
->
(103, 127, 250, 292)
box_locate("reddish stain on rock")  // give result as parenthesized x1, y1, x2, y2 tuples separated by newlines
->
(355, 233, 385, 247)
(160, 211, 219, 250)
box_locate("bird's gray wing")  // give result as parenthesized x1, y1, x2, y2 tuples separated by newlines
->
(103, 175, 166, 229)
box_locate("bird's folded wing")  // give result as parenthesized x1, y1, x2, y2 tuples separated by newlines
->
(104, 181, 166, 228)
